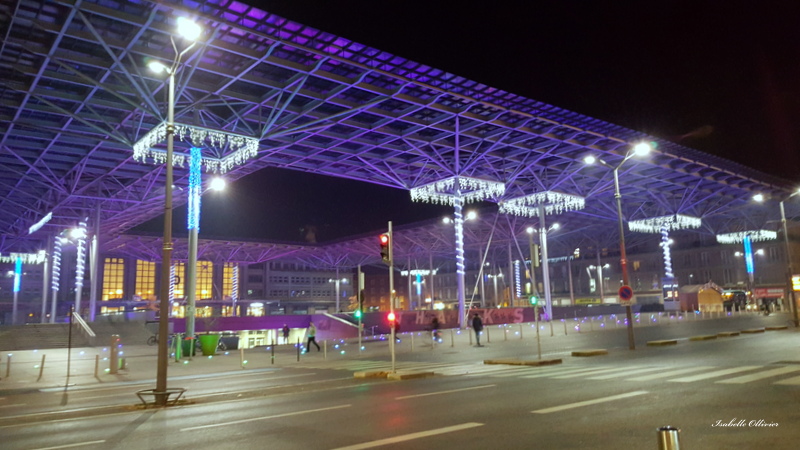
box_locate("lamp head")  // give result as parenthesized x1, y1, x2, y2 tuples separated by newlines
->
(632, 142, 652, 157)
(752, 193, 765, 203)
(147, 60, 168, 74)
(176, 17, 202, 41)
(583, 155, 597, 165)
(208, 177, 226, 192)
(526, 226, 535, 234)
(466, 210, 478, 221)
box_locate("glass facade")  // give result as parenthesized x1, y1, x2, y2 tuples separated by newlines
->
(135, 260, 156, 301)
(102, 258, 124, 300)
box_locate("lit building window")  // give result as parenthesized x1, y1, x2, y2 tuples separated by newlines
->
(223, 263, 236, 299)
(196, 261, 213, 300)
(135, 260, 156, 301)
(102, 258, 124, 300)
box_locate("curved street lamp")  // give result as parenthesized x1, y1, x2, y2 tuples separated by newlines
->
(148, 15, 202, 406)
(584, 142, 652, 350)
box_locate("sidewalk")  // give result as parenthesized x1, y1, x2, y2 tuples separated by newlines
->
(1, 312, 791, 392)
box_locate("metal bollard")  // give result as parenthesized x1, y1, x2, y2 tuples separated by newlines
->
(563, 319, 568, 335)
(297, 338, 300, 361)
(504, 325, 508, 341)
(5, 354, 11, 378)
(323, 340, 327, 359)
(657, 426, 681, 450)
(94, 354, 100, 378)
(486, 326, 491, 343)
(450, 329, 454, 347)
(469, 328, 473, 345)
(410, 333, 414, 352)
(37, 354, 46, 382)
(109, 335, 120, 374)
(519, 323, 523, 339)
(240, 347, 246, 368)
(271, 341, 275, 364)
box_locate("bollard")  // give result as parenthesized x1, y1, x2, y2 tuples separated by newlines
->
(240, 347, 246, 369)
(657, 426, 681, 450)
(271, 341, 275, 364)
(486, 326, 491, 343)
(590, 317, 594, 332)
(519, 323, 523, 339)
(450, 329, 455, 347)
(37, 354, 46, 382)
(5, 354, 11, 378)
(563, 319, 568, 335)
(323, 340, 327, 360)
(109, 335, 120, 374)
(94, 354, 100, 378)
(297, 338, 300, 361)
(410, 333, 414, 352)
(119, 358, 126, 370)
(468, 328, 473, 345)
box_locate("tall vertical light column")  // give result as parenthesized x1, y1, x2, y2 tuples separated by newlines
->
(538, 205, 554, 319)
(185, 146, 202, 343)
(74, 220, 87, 316)
(12, 257, 21, 325)
(51, 235, 63, 323)
(89, 208, 100, 322)
(454, 194, 466, 323)
(40, 237, 51, 323)
(231, 264, 239, 316)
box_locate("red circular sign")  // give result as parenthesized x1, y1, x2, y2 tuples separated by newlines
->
(619, 285, 634, 301)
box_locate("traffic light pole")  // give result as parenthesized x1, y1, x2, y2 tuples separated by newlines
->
(388, 221, 396, 373)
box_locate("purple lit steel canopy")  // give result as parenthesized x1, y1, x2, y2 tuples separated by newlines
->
(0, 0, 797, 258)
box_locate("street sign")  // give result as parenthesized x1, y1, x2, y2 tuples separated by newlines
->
(619, 285, 634, 303)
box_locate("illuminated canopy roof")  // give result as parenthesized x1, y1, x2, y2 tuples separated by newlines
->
(1, 0, 797, 261)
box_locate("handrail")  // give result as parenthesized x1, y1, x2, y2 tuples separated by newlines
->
(323, 312, 360, 328)
(71, 312, 96, 337)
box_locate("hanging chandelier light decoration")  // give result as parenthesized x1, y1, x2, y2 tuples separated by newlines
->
(499, 190, 586, 217)
(133, 122, 259, 174)
(410, 176, 505, 205)
(628, 214, 702, 233)
(0, 250, 47, 264)
(716, 229, 777, 244)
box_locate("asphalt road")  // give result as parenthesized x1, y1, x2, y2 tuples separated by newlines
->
(2, 314, 799, 449)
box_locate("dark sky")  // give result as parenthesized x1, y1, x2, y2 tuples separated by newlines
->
(141, 1, 800, 243)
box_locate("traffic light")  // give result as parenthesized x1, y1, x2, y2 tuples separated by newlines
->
(387, 311, 396, 325)
(354, 309, 362, 319)
(529, 295, 539, 306)
(354, 290, 364, 319)
(379, 233, 390, 264)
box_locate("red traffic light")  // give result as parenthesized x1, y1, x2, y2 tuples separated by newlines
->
(380, 234, 389, 244)
(380, 233, 391, 264)
(387, 312, 396, 322)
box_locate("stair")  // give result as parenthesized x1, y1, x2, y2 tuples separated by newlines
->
(0, 323, 91, 351)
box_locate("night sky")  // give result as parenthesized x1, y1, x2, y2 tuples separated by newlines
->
(138, 1, 800, 243)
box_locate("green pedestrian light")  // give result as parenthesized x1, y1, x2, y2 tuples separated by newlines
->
(529, 295, 539, 306)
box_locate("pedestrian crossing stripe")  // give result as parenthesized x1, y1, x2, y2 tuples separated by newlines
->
(289, 360, 800, 385)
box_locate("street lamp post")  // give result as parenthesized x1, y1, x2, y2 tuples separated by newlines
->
(329, 276, 348, 312)
(584, 142, 651, 350)
(148, 16, 201, 406)
(526, 227, 539, 299)
(779, 192, 800, 326)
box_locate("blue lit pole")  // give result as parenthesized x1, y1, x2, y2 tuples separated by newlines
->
(743, 234, 755, 298)
(12, 257, 21, 324)
(780, 197, 799, 326)
(50, 235, 63, 323)
(185, 146, 202, 350)
(73, 220, 87, 316)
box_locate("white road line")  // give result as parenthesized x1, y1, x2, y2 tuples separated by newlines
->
(481, 367, 546, 377)
(589, 367, 666, 380)
(31, 440, 106, 450)
(774, 374, 800, 385)
(627, 366, 714, 381)
(331, 422, 484, 450)
(180, 404, 351, 431)
(551, 366, 644, 379)
(0, 403, 27, 409)
(395, 384, 495, 400)
(716, 366, 800, 384)
(669, 366, 761, 383)
(532, 391, 649, 414)
(521, 366, 612, 379)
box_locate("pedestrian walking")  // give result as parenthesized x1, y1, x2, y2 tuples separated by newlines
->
(282, 324, 290, 344)
(472, 313, 484, 347)
(306, 321, 320, 352)
(431, 317, 441, 342)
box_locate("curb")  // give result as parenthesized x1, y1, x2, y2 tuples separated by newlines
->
(766, 326, 788, 331)
(387, 371, 435, 381)
(717, 331, 740, 337)
(571, 349, 608, 357)
(741, 328, 765, 334)
(484, 359, 562, 367)
(689, 335, 717, 341)
(647, 340, 678, 346)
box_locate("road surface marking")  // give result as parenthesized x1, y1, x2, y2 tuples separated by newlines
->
(627, 366, 714, 381)
(668, 366, 761, 382)
(31, 440, 105, 450)
(0, 403, 27, 409)
(532, 391, 648, 414)
(551, 366, 645, 379)
(180, 404, 351, 431)
(331, 422, 484, 450)
(717, 366, 800, 384)
(521, 366, 612, 379)
(588, 367, 665, 380)
(774, 375, 800, 385)
(395, 384, 495, 400)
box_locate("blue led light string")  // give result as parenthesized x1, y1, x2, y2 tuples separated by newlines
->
(187, 146, 202, 231)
